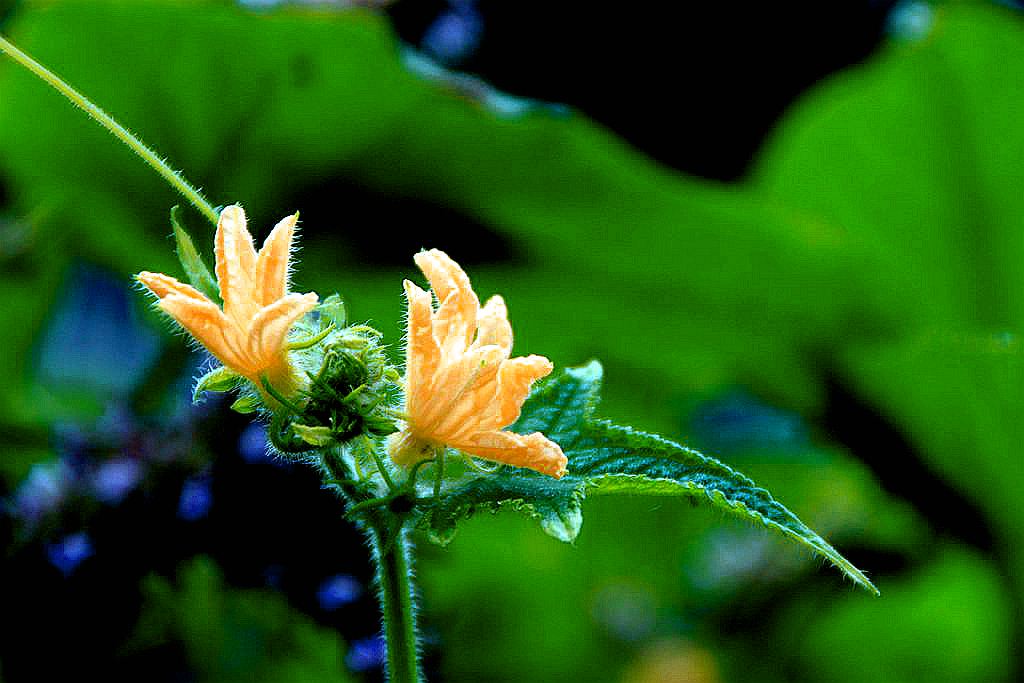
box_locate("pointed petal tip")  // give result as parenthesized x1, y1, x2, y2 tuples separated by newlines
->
(413, 247, 448, 263)
(403, 278, 431, 301)
(220, 204, 245, 219)
(217, 205, 247, 235)
(136, 271, 210, 302)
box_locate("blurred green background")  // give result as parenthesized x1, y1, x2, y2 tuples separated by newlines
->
(0, 0, 1021, 681)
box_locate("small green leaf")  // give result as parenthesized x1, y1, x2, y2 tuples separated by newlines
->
(230, 395, 261, 414)
(418, 361, 877, 594)
(193, 365, 240, 401)
(292, 423, 336, 447)
(171, 206, 220, 303)
(319, 294, 347, 328)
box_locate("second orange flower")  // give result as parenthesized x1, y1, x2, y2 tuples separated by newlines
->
(389, 249, 567, 479)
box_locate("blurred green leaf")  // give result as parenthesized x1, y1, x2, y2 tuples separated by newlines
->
(420, 361, 877, 593)
(749, 0, 1024, 644)
(789, 547, 1012, 683)
(841, 331, 1024, 590)
(133, 555, 353, 683)
(0, 0, 904, 415)
(755, 2, 1024, 332)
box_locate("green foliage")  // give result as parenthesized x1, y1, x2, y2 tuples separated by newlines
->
(755, 2, 1024, 333)
(229, 395, 260, 414)
(754, 0, 1024, 622)
(317, 294, 347, 329)
(132, 555, 353, 683)
(193, 365, 240, 401)
(0, 0, 888, 421)
(1, 0, 1020, 679)
(419, 362, 877, 593)
(171, 205, 220, 303)
(787, 548, 1012, 683)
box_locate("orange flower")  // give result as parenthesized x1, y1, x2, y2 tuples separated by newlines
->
(137, 205, 318, 397)
(389, 249, 567, 478)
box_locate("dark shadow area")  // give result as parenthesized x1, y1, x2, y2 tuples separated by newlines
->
(288, 178, 520, 268)
(389, 0, 898, 180)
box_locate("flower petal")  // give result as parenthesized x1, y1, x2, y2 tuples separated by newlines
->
(248, 292, 319, 368)
(215, 205, 259, 326)
(421, 344, 506, 440)
(404, 279, 441, 419)
(414, 249, 479, 356)
(494, 355, 553, 427)
(255, 212, 298, 306)
(475, 295, 512, 351)
(158, 294, 248, 371)
(137, 271, 209, 302)
(456, 430, 567, 478)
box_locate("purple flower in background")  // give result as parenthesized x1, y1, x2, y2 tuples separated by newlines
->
(346, 635, 386, 672)
(46, 531, 94, 576)
(317, 574, 363, 611)
(13, 461, 72, 524)
(90, 457, 144, 504)
(177, 476, 213, 521)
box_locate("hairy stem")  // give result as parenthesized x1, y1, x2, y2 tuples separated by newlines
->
(319, 447, 423, 681)
(0, 33, 220, 226)
(370, 520, 421, 683)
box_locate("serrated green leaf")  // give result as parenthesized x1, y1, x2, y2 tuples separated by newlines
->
(420, 361, 877, 594)
(171, 206, 220, 303)
(230, 395, 261, 414)
(193, 365, 240, 401)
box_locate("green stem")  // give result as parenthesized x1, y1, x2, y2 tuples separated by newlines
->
(371, 445, 398, 492)
(370, 520, 421, 683)
(0, 33, 220, 226)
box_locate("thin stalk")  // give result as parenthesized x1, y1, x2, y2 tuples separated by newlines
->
(370, 446, 398, 492)
(370, 520, 421, 683)
(0, 34, 220, 226)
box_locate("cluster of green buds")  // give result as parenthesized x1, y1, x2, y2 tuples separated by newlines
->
(194, 293, 401, 457)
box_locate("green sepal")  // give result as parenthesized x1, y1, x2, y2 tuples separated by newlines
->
(193, 365, 240, 401)
(230, 395, 261, 414)
(292, 423, 336, 447)
(171, 205, 220, 303)
(318, 293, 347, 328)
(416, 361, 878, 594)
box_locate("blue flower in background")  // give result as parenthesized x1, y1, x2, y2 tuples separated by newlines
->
(90, 457, 144, 505)
(34, 266, 159, 404)
(422, 0, 482, 65)
(177, 476, 213, 521)
(239, 422, 274, 464)
(317, 573, 363, 611)
(346, 635, 385, 672)
(46, 531, 94, 576)
(13, 461, 72, 524)
(887, 0, 934, 41)
(688, 390, 807, 456)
